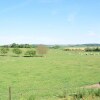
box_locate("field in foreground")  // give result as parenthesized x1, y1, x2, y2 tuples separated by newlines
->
(0, 49, 100, 100)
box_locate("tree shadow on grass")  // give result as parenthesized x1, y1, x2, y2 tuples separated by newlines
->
(23, 56, 34, 57)
(11, 55, 20, 57)
(0, 55, 7, 56)
(23, 55, 43, 57)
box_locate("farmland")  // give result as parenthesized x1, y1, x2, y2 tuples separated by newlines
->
(0, 48, 100, 100)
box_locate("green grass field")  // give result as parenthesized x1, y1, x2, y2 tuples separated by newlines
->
(0, 49, 100, 100)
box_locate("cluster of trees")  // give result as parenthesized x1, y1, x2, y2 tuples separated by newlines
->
(64, 47, 100, 52)
(1, 43, 36, 48)
(64, 48, 85, 51)
(85, 47, 100, 52)
(0, 45, 48, 57)
(50, 45, 60, 49)
(0, 48, 9, 55)
(1, 43, 63, 49)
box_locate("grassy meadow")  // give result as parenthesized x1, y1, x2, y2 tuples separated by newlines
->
(0, 48, 100, 99)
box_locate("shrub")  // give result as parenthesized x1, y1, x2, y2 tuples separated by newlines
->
(36, 45, 48, 56)
(85, 47, 100, 52)
(24, 50, 36, 57)
(12, 48, 22, 56)
(94, 89, 100, 97)
(0, 47, 9, 55)
(72, 91, 85, 99)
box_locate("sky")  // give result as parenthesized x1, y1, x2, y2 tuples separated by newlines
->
(0, 0, 100, 45)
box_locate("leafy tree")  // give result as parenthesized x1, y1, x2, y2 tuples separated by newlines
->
(24, 50, 36, 57)
(52, 45, 60, 49)
(0, 47, 9, 55)
(12, 48, 22, 56)
(36, 45, 48, 56)
(85, 47, 100, 52)
(11, 43, 19, 48)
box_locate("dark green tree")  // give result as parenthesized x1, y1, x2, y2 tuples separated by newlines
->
(12, 48, 22, 56)
(0, 47, 9, 55)
(25, 50, 36, 57)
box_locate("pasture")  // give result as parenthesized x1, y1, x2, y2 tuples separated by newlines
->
(0, 48, 100, 100)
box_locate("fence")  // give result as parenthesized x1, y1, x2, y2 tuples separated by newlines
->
(0, 86, 69, 100)
(1, 86, 100, 100)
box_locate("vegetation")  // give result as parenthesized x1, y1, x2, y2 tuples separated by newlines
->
(0, 47, 9, 55)
(0, 48, 100, 100)
(10, 43, 36, 48)
(36, 44, 48, 56)
(24, 50, 36, 57)
(64, 48, 85, 51)
(85, 47, 100, 52)
(12, 48, 22, 56)
(51, 45, 60, 49)
(57, 89, 100, 100)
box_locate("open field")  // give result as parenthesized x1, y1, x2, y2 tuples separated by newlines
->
(0, 49, 100, 99)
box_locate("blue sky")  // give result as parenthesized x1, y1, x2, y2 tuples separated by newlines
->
(0, 0, 100, 45)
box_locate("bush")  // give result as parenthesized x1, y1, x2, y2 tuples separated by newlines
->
(94, 89, 100, 97)
(85, 47, 100, 52)
(24, 50, 36, 57)
(0, 47, 9, 55)
(36, 45, 48, 56)
(12, 48, 22, 56)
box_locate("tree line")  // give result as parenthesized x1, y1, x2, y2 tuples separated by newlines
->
(0, 45, 48, 57)
(85, 47, 100, 52)
(0, 43, 62, 49)
(1, 43, 37, 48)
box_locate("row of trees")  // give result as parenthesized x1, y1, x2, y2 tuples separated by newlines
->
(85, 47, 100, 52)
(0, 45, 48, 57)
(64, 47, 100, 52)
(2, 43, 36, 48)
(1, 43, 62, 49)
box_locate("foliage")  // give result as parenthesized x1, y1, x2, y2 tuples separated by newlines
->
(36, 44, 48, 56)
(10, 43, 35, 48)
(57, 89, 100, 100)
(12, 48, 22, 56)
(85, 47, 100, 52)
(25, 50, 36, 57)
(0, 47, 9, 55)
(94, 89, 100, 97)
(64, 48, 85, 51)
(51, 45, 60, 49)
(11, 43, 19, 48)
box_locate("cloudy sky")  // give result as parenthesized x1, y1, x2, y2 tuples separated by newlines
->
(0, 0, 100, 45)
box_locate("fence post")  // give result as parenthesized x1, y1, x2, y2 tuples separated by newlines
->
(9, 86, 12, 100)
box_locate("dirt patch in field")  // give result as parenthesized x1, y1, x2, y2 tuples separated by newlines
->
(82, 83, 100, 89)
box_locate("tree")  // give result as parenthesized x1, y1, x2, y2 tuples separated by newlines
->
(52, 45, 60, 49)
(11, 43, 18, 48)
(0, 47, 9, 55)
(36, 45, 48, 57)
(12, 48, 22, 56)
(24, 50, 36, 57)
